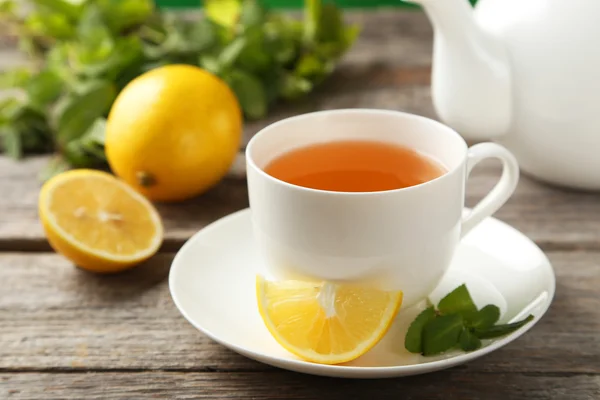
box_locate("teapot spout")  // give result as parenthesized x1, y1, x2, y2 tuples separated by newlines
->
(409, 0, 512, 140)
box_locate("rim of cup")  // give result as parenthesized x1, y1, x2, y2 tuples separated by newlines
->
(245, 108, 469, 196)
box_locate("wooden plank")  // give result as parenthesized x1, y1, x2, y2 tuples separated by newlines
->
(1, 154, 600, 250)
(0, 251, 598, 373)
(1, 371, 598, 400)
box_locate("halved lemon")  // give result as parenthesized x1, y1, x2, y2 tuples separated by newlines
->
(256, 275, 403, 364)
(39, 169, 163, 273)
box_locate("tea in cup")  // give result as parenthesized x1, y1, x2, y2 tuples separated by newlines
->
(246, 109, 519, 306)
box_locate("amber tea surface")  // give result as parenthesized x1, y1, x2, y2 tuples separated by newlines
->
(264, 140, 447, 192)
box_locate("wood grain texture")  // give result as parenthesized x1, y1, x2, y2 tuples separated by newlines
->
(2, 155, 600, 251)
(1, 10, 599, 399)
(1, 371, 599, 400)
(0, 252, 598, 374)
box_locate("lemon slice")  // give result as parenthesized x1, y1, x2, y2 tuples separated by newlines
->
(256, 275, 403, 364)
(39, 169, 163, 273)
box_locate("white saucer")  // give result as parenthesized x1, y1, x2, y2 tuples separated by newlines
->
(169, 208, 555, 379)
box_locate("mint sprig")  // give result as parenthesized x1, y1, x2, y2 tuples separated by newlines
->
(405, 284, 534, 356)
(0, 0, 359, 179)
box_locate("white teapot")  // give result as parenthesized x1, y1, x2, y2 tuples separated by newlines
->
(410, 0, 600, 190)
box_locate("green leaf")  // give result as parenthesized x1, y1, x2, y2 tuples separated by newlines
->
(96, 0, 154, 34)
(0, 0, 16, 14)
(26, 69, 63, 108)
(62, 117, 108, 167)
(0, 68, 32, 89)
(77, 4, 108, 41)
(63, 140, 97, 167)
(30, 0, 82, 21)
(1, 101, 53, 156)
(404, 306, 436, 354)
(187, 19, 218, 53)
(303, 0, 321, 44)
(422, 313, 463, 356)
(80, 36, 144, 80)
(1, 126, 22, 159)
(295, 54, 329, 79)
(24, 11, 76, 40)
(199, 55, 222, 75)
(225, 70, 267, 120)
(205, 0, 241, 28)
(263, 16, 301, 65)
(474, 315, 534, 339)
(236, 27, 271, 73)
(469, 304, 501, 330)
(53, 80, 116, 146)
(81, 117, 107, 145)
(280, 73, 312, 100)
(318, 4, 343, 43)
(458, 327, 482, 352)
(218, 37, 248, 68)
(75, 117, 107, 160)
(0, 98, 19, 124)
(240, 0, 266, 28)
(437, 284, 478, 321)
(144, 18, 216, 63)
(72, 7, 116, 71)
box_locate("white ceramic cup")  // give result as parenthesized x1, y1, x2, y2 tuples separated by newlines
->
(246, 109, 519, 307)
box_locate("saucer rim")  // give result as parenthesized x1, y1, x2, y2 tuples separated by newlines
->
(169, 208, 556, 378)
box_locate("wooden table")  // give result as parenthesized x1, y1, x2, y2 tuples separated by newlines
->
(1, 10, 599, 400)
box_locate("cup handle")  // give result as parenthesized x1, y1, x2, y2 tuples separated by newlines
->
(461, 143, 520, 238)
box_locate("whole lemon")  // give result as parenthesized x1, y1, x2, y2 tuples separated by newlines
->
(105, 64, 242, 202)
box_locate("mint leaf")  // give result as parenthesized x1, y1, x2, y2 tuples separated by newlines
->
(0, 68, 32, 89)
(219, 37, 248, 68)
(26, 69, 63, 108)
(459, 327, 482, 351)
(187, 19, 218, 53)
(469, 304, 500, 330)
(96, 0, 153, 34)
(225, 70, 267, 120)
(64, 140, 96, 167)
(280, 74, 312, 100)
(422, 313, 463, 356)
(237, 27, 271, 73)
(240, 0, 266, 28)
(295, 54, 328, 80)
(438, 284, 478, 321)
(25, 11, 76, 40)
(80, 36, 144, 81)
(317, 4, 343, 43)
(404, 306, 436, 354)
(205, 0, 241, 28)
(199, 55, 222, 75)
(303, 0, 321, 44)
(53, 80, 116, 145)
(31, 0, 82, 21)
(475, 315, 534, 339)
